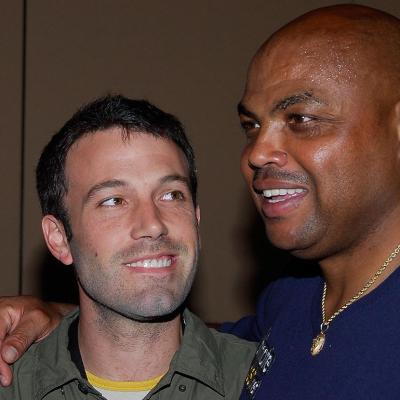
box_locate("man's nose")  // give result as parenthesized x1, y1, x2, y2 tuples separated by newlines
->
(246, 126, 288, 170)
(130, 201, 168, 240)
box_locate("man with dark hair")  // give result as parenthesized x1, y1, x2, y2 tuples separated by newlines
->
(36, 95, 198, 241)
(0, 95, 255, 399)
(3, 3, 400, 400)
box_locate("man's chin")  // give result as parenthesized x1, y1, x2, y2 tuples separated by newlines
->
(265, 227, 319, 259)
(116, 297, 186, 323)
(129, 303, 184, 322)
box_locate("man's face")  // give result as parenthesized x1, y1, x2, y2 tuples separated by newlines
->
(239, 34, 400, 259)
(61, 128, 200, 320)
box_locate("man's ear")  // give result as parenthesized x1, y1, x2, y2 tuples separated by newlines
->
(195, 205, 201, 249)
(41, 215, 73, 265)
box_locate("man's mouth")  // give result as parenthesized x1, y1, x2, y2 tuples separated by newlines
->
(124, 256, 173, 269)
(262, 188, 306, 203)
(256, 185, 307, 218)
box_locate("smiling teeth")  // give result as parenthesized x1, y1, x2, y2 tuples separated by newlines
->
(126, 258, 172, 268)
(262, 188, 305, 198)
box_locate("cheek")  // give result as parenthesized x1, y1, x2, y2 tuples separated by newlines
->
(171, 213, 199, 241)
(240, 147, 253, 186)
(158, 204, 198, 235)
(306, 141, 361, 210)
(74, 217, 126, 256)
(306, 139, 352, 182)
(311, 143, 331, 165)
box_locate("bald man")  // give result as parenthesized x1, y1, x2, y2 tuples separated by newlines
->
(2, 4, 400, 400)
(221, 4, 400, 399)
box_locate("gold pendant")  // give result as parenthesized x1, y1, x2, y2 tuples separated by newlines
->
(311, 332, 325, 356)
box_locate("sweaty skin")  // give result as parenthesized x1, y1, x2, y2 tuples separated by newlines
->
(239, 5, 400, 316)
(2, 3, 400, 387)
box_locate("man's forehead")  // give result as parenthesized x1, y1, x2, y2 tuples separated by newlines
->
(65, 129, 189, 184)
(242, 29, 391, 114)
(68, 128, 182, 159)
(242, 47, 352, 115)
(251, 31, 362, 85)
(247, 5, 400, 93)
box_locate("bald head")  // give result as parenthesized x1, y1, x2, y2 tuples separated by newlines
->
(253, 5, 400, 99)
(273, 4, 400, 39)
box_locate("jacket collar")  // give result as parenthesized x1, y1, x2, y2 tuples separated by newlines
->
(33, 309, 90, 398)
(152, 310, 225, 396)
(33, 308, 225, 398)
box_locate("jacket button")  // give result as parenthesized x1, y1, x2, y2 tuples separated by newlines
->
(78, 382, 89, 394)
(178, 384, 187, 392)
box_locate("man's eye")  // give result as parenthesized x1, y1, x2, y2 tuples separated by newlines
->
(161, 191, 184, 201)
(240, 120, 261, 133)
(287, 114, 315, 124)
(100, 197, 124, 207)
(287, 113, 321, 136)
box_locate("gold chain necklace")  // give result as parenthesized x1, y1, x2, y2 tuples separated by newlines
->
(310, 243, 400, 356)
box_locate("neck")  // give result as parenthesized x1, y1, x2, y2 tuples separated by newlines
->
(77, 298, 182, 382)
(319, 208, 400, 319)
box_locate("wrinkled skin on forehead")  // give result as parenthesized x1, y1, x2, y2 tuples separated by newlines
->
(240, 5, 400, 261)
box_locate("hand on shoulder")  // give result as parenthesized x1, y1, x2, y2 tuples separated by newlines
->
(0, 296, 74, 386)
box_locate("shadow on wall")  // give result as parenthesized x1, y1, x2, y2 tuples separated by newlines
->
(38, 250, 79, 304)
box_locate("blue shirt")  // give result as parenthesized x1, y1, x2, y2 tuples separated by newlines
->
(222, 267, 400, 399)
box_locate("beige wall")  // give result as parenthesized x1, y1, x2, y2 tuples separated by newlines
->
(2, 0, 400, 321)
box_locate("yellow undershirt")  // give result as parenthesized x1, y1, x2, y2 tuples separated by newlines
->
(86, 370, 163, 399)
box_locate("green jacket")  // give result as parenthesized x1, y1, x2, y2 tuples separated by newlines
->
(1, 309, 256, 399)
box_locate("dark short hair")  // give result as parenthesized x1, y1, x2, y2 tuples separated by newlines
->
(36, 94, 197, 240)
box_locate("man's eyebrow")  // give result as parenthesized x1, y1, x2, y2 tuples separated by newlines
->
(272, 92, 323, 112)
(85, 179, 128, 202)
(159, 174, 190, 187)
(237, 103, 259, 120)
